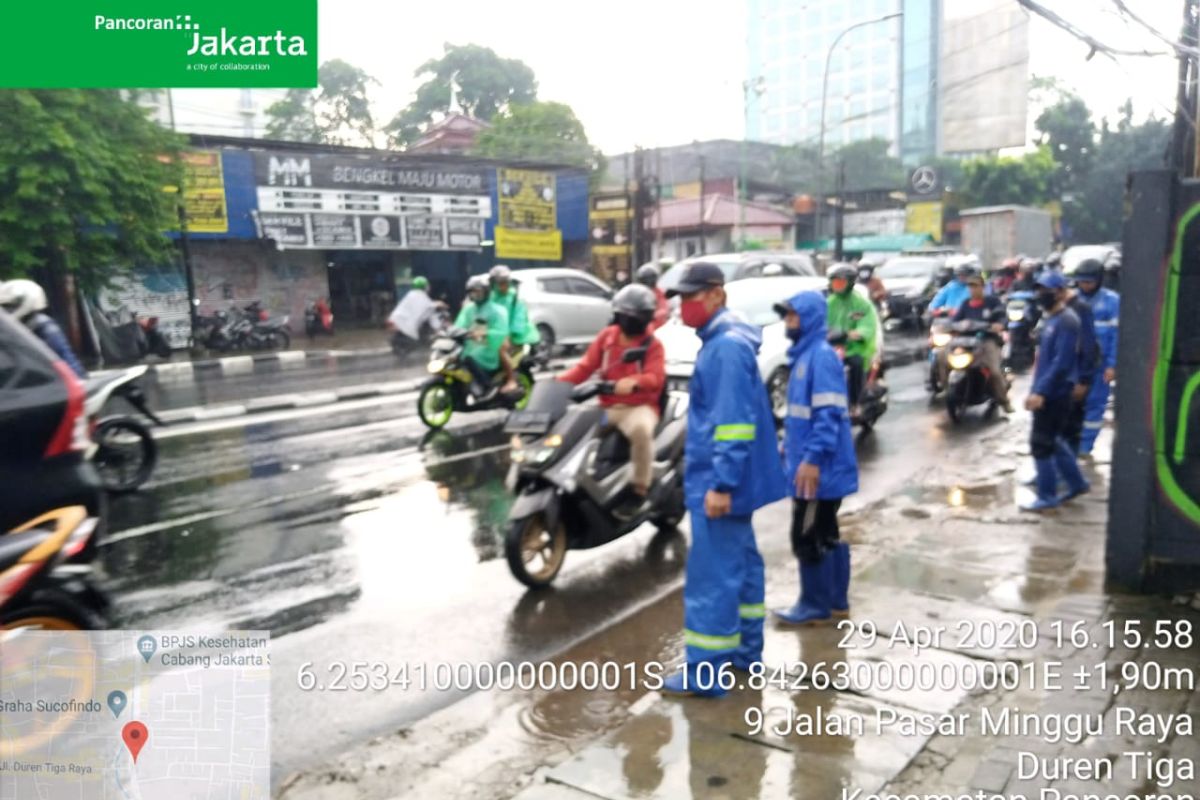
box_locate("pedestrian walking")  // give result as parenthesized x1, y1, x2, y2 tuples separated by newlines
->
(771, 291, 859, 625)
(1072, 258, 1119, 455)
(1063, 275, 1100, 455)
(1020, 272, 1090, 512)
(661, 261, 787, 697)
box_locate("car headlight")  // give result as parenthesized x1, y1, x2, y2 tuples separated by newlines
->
(931, 332, 952, 348)
(1007, 309, 1026, 322)
(427, 358, 447, 373)
(948, 350, 974, 370)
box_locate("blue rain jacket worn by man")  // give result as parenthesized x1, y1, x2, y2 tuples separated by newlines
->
(1031, 306, 1080, 402)
(928, 278, 970, 313)
(680, 307, 788, 688)
(1080, 286, 1120, 453)
(781, 292, 858, 499)
(28, 312, 87, 378)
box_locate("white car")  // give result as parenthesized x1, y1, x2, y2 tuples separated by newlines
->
(511, 268, 614, 349)
(658, 276, 884, 418)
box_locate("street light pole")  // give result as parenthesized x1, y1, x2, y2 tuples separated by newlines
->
(815, 11, 902, 257)
(741, 76, 765, 250)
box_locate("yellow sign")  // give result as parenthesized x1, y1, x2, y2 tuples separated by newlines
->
(182, 150, 228, 233)
(498, 168, 557, 231)
(591, 244, 631, 256)
(906, 201, 943, 243)
(495, 227, 563, 261)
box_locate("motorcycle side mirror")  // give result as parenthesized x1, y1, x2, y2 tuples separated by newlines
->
(621, 346, 648, 364)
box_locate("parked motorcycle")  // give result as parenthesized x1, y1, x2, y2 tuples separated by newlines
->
(305, 298, 335, 338)
(1003, 290, 1039, 373)
(502, 373, 687, 588)
(417, 328, 534, 429)
(1, 506, 109, 629)
(134, 313, 172, 359)
(236, 301, 291, 351)
(943, 319, 1004, 423)
(827, 331, 889, 432)
(85, 365, 164, 492)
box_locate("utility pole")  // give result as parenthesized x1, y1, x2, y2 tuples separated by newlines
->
(834, 158, 846, 261)
(697, 144, 706, 255)
(1172, 0, 1200, 176)
(167, 88, 200, 345)
(741, 77, 765, 250)
(655, 148, 664, 258)
(632, 147, 645, 268)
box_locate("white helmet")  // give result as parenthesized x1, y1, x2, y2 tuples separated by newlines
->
(0, 279, 48, 320)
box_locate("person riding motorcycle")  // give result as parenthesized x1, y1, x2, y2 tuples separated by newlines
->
(557, 284, 666, 516)
(387, 276, 444, 344)
(635, 263, 671, 331)
(454, 275, 510, 399)
(825, 263, 878, 416)
(1072, 258, 1120, 455)
(928, 262, 977, 317)
(857, 260, 887, 308)
(990, 257, 1020, 296)
(1011, 258, 1041, 292)
(0, 279, 87, 378)
(950, 272, 1013, 412)
(489, 265, 540, 394)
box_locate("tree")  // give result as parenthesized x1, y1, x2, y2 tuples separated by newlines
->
(0, 90, 183, 291)
(1035, 92, 1095, 191)
(829, 138, 905, 192)
(959, 147, 1058, 208)
(386, 44, 537, 148)
(266, 59, 378, 146)
(1067, 112, 1169, 241)
(472, 101, 604, 182)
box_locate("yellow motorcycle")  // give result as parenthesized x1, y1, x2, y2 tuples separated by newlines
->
(417, 328, 534, 429)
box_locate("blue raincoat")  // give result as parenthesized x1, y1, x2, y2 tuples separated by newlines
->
(929, 279, 970, 313)
(781, 292, 858, 499)
(1080, 287, 1119, 453)
(684, 308, 788, 515)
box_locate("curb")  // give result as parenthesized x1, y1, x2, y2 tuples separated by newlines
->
(158, 378, 424, 425)
(146, 346, 395, 381)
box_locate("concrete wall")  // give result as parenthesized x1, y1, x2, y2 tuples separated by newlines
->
(192, 241, 327, 329)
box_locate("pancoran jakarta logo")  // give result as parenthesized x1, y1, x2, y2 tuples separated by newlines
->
(93, 14, 309, 57)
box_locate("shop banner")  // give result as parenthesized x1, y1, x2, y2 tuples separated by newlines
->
(906, 201, 944, 243)
(495, 228, 562, 262)
(497, 167, 561, 260)
(182, 150, 229, 233)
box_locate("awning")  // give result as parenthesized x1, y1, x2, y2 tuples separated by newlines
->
(798, 233, 933, 252)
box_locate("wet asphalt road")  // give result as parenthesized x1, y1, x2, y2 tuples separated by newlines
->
(96, 331, 980, 784)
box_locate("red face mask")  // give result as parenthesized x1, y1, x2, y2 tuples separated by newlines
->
(680, 299, 714, 329)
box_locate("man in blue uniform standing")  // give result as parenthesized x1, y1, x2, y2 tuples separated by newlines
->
(662, 262, 787, 697)
(772, 291, 859, 625)
(1021, 272, 1090, 512)
(1072, 258, 1119, 455)
(1063, 272, 1100, 455)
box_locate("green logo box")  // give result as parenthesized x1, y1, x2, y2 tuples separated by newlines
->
(0, 0, 317, 88)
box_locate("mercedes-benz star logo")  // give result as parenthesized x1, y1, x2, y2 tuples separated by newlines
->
(911, 166, 938, 194)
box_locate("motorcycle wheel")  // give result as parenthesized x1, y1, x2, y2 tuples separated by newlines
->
(269, 329, 290, 351)
(505, 514, 567, 589)
(945, 390, 964, 424)
(0, 591, 107, 630)
(511, 371, 535, 410)
(94, 418, 157, 492)
(651, 473, 685, 532)
(418, 381, 455, 429)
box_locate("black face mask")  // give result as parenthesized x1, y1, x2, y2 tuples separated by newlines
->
(786, 325, 803, 342)
(615, 313, 648, 337)
(1036, 291, 1058, 310)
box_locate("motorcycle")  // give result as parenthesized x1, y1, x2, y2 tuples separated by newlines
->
(926, 312, 954, 393)
(304, 298, 335, 338)
(1, 506, 109, 629)
(417, 328, 535, 429)
(1003, 290, 1039, 373)
(85, 365, 164, 492)
(390, 304, 450, 361)
(235, 301, 291, 351)
(502, 368, 688, 588)
(827, 331, 888, 432)
(943, 319, 1005, 423)
(135, 313, 172, 359)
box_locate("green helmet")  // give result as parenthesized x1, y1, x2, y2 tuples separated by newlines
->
(412, 276, 429, 290)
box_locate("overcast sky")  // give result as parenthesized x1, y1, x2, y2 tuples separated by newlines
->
(313, 0, 1182, 154)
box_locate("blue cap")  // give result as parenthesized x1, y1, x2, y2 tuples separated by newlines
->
(1035, 271, 1067, 290)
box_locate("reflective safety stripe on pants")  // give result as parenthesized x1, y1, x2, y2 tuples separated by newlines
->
(683, 512, 764, 668)
(1080, 370, 1111, 453)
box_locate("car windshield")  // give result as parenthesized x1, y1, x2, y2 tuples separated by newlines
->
(879, 258, 938, 279)
(725, 279, 820, 327)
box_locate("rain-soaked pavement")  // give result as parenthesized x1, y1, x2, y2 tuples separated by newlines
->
(95, 330, 1038, 791)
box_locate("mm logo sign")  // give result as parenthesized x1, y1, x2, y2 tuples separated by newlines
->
(0, 1, 317, 88)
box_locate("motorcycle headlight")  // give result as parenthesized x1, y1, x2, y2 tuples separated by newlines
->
(931, 332, 952, 348)
(1007, 309, 1026, 322)
(427, 358, 447, 373)
(948, 350, 974, 370)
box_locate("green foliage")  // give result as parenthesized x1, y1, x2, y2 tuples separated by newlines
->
(1067, 113, 1169, 241)
(960, 147, 1058, 207)
(0, 90, 183, 291)
(1035, 94, 1094, 190)
(472, 101, 604, 182)
(386, 44, 537, 148)
(832, 138, 906, 192)
(266, 59, 378, 146)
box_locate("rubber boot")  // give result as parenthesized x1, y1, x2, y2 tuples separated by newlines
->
(1054, 440, 1091, 501)
(772, 559, 832, 625)
(1019, 458, 1061, 512)
(830, 542, 850, 617)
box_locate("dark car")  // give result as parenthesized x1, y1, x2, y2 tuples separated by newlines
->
(0, 309, 103, 534)
(877, 255, 945, 329)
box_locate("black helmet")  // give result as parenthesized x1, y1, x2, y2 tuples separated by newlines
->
(954, 262, 979, 279)
(857, 263, 876, 280)
(612, 284, 657, 323)
(1044, 252, 1062, 267)
(828, 263, 857, 290)
(1073, 258, 1104, 282)
(635, 263, 660, 288)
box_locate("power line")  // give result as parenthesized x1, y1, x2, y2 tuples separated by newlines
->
(1014, 0, 1167, 59)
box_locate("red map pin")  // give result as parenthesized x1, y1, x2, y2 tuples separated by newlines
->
(122, 721, 148, 763)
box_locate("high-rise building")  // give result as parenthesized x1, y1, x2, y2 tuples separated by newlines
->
(135, 89, 289, 139)
(746, 0, 1028, 164)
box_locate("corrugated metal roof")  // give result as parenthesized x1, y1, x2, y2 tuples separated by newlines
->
(647, 194, 794, 231)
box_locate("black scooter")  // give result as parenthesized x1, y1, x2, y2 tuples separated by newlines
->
(502, 357, 687, 588)
(1003, 290, 1039, 372)
(944, 319, 1005, 423)
(827, 331, 888, 432)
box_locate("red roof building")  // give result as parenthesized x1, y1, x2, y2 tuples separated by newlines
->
(407, 114, 490, 155)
